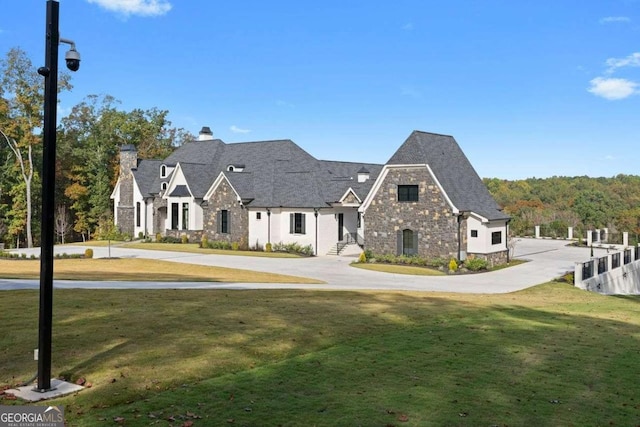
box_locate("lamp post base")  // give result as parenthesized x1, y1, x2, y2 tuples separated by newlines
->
(6, 379, 83, 402)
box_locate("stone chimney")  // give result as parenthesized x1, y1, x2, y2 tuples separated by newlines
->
(198, 126, 214, 141)
(357, 167, 370, 183)
(117, 144, 137, 235)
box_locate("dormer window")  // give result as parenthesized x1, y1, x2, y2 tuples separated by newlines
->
(160, 165, 167, 178)
(227, 164, 245, 172)
(161, 182, 168, 191)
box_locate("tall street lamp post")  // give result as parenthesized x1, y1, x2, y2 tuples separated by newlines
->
(35, 0, 80, 392)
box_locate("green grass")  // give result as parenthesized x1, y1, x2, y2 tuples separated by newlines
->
(72, 241, 303, 258)
(0, 258, 323, 283)
(351, 262, 446, 276)
(1, 284, 639, 426)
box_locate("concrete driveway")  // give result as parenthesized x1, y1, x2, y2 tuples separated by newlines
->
(0, 238, 601, 293)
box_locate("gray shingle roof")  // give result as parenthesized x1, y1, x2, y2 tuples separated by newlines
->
(163, 139, 225, 166)
(387, 131, 509, 221)
(318, 160, 383, 203)
(168, 185, 191, 197)
(132, 159, 163, 198)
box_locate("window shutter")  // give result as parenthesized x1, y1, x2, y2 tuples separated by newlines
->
(301, 213, 306, 234)
(290, 213, 294, 234)
(217, 211, 221, 233)
(413, 232, 419, 255)
(227, 212, 231, 234)
(397, 230, 402, 256)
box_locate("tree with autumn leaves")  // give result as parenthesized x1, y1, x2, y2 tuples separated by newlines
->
(486, 175, 640, 242)
(0, 47, 192, 247)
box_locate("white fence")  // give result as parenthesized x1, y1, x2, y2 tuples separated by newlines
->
(574, 246, 640, 295)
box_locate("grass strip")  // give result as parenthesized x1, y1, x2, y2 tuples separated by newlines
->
(0, 258, 323, 283)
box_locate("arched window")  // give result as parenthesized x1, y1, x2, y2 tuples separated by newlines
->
(227, 165, 235, 172)
(160, 165, 167, 178)
(161, 182, 167, 191)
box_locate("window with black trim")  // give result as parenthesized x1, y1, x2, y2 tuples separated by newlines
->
(290, 213, 306, 234)
(256, 212, 262, 220)
(182, 203, 189, 229)
(218, 210, 230, 234)
(136, 202, 141, 227)
(471, 230, 478, 238)
(161, 165, 167, 178)
(491, 231, 502, 245)
(398, 185, 419, 202)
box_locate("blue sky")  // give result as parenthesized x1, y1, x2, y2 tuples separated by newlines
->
(1, 0, 639, 179)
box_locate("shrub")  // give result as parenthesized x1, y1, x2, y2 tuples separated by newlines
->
(210, 240, 232, 250)
(358, 251, 367, 263)
(30, 254, 36, 260)
(265, 243, 273, 252)
(201, 235, 209, 248)
(271, 242, 314, 256)
(20, 253, 26, 259)
(84, 248, 94, 259)
(464, 257, 488, 271)
(427, 257, 447, 268)
(181, 235, 189, 244)
(464, 258, 489, 271)
(155, 233, 162, 242)
(231, 242, 239, 251)
(138, 232, 144, 239)
(168, 236, 183, 244)
(448, 258, 458, 273)
(363, 249, 374, 260)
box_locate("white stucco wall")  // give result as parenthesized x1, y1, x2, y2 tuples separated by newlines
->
(467, 216, 509, 255)
(247, 207, 360, 255)
(576, 255, 640, 295)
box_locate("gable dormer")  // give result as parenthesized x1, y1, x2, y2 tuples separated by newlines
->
(160, 164, 175, 179)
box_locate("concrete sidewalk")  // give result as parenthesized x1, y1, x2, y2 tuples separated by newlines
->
(1, 238, 602, 294)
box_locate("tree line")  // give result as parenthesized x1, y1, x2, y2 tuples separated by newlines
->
(1, 47, 192, 248)
(485, 175, 640, 240)
(3, 45, 638, 249)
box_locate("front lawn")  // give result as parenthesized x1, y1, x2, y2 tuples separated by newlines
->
(109, 242, 303, 258)
(351, 262, 446, 276)
(0, 258, 323, 283)
(1, 284, 638, 426)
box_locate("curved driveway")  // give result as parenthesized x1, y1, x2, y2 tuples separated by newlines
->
(0, 238, 603, 293)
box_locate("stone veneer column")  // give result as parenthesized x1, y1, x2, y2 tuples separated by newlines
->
(116, 145, 137, 235)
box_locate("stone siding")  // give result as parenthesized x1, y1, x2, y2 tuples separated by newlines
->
(202, 179, 249, 246)
(364, 167, 464, 259)
(153, 197, 167, 235)
(165, 229, 203, 242)
(469, 250, 509, 268)
(116, 149, 137, 236)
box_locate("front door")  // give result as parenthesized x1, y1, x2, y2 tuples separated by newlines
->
(338, 213, 344, 241)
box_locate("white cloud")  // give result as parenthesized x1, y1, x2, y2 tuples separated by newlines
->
(605, 52, 640, 74)
(588, 77, 638, 100)
(599, 16, 631, 24)
(230, 125, 251, 134)
(86, 0, 172, 17)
